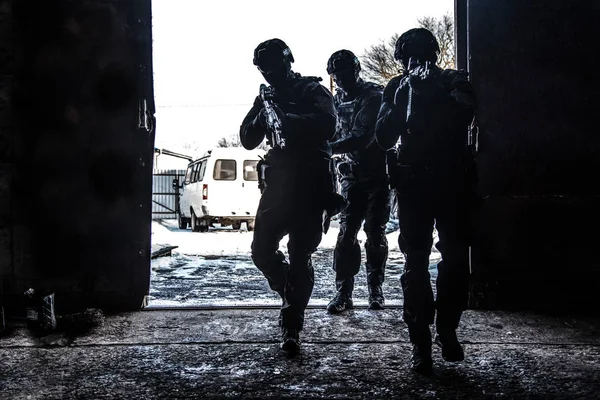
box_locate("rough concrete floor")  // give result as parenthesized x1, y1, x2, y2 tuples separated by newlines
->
(1, 309, 599, 399)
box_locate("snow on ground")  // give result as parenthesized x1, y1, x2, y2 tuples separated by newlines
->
(149, 220, 441, 307)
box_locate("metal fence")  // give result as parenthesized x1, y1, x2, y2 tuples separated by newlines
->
(152, 169, 185, 220)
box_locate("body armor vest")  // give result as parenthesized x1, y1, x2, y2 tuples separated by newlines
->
(334, 99, 357, 141)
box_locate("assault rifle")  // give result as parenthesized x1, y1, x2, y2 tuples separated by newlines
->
(406, 57, 432, 130)
(259, 84, 286, 149)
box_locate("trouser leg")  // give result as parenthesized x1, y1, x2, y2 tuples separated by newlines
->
(332, 179, 366, 295)
(434, 193, 471, 331)
(250, 198, 288, 299)
(397, 192, 435, 343)
(280, 207, 323, 331)
(364, 185, 391, 287)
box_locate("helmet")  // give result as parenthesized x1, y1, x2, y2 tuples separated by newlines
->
(327, 49, 361, 75)
(253, 38, 294, 73)
(394, 28, 440, 64)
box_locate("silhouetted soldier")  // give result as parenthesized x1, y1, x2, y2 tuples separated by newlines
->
(240, 38, 342, 353)
(325, 50, 390, 313)
(376, 28, 477, 375)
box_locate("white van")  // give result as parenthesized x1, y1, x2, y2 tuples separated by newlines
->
(175, 147, 265, 232)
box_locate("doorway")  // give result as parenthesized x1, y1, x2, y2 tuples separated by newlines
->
(146, 0, 456, 308)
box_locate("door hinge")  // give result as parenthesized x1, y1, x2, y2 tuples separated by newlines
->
(138, 98, 151, 131)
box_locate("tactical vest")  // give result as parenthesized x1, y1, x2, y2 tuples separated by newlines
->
(334, 99, 357, 141)
(334, 82, 384, 142)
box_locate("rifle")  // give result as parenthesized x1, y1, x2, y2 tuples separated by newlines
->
(259, 84, 286, 149)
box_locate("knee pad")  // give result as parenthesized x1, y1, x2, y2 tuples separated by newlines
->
(366, 234, 388, 252)
(336, 232, 357, 250)
(251, 249, 285, 269)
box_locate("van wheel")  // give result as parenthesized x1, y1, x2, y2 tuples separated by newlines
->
(191, 211, 201, 232)
(247, 220, 255, 232)
(177, 212, 188, 230)
(231, 222, 241, 230)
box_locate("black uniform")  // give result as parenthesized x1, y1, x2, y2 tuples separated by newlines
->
(240, 73, 338, 332)
(376, 64, 476, 359)
(330, 80, 390, 297)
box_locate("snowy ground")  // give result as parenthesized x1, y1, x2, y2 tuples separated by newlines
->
(149, 220, 441, 307)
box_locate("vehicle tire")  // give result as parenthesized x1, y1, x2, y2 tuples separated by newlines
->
(191, 211, 201, 232)
(247, 220, 255, 232)
(177, 212, 188, 230)
(232, 221, 241, 230)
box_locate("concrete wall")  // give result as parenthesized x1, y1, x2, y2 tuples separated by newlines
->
(0, 0, 15, 310)
(1, 0, 155, 314)
(467, 0, 600, 311)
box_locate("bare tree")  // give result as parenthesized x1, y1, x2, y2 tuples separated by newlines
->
(216, 135, 241, 148)
(359, 33, 403, 86)
(417, 13, 455, 70)
(181, 141, 202, 153)
(216, 134, 269, 150)
(359, 13, 455, 86)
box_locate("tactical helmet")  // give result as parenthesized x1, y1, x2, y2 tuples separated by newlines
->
(253, 38, 294, 73)
(394, 28, 440, 64)
(327, 49, 361, 75)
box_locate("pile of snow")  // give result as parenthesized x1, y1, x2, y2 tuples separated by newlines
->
(152, 221, 253, 256)
(152, 220, 439, 259)
(152, 220, 351, 257)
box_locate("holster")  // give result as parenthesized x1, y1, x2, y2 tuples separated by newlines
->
(386, 149, 417, 192)
(323, 157, 347, 234)
(257, 158, 270, 193)
(385, 149, 399, 189)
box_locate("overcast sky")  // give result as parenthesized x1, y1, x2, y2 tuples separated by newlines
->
(151, 0, 453, 168)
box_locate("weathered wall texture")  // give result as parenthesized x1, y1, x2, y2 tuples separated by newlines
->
(468, 0, 600, 311)
(0, 0, 15, 307)
(1, 0, 155, 314)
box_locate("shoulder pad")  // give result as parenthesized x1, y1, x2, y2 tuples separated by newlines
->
(441, 68, 469, 80)
(294, 74, 323, 84)
(364, 81, 385, 92)
(291, 74, 326, 93)
(386, 75, 404, 88)
(305, 75, 324, 83)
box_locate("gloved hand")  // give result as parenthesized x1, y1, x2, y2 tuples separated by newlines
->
(271, 104, 286, 123)
(258, 103, 287, 141)
(259, 85, 278, 102)
(257, 108, 268, 128)
(407, 66, 443, 98)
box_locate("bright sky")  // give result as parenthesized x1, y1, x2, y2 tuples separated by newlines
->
(151, 0, 453, 169)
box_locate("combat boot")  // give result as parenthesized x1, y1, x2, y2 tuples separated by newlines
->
(435, 330, 464, 362)
(280, 328, 300, 354)
(435, 309, 464, 362)
(411, 344, 433, 375)
(409, 326, 433, 375)
(368, 285, 385, 310)
(326, 290, 354, 314)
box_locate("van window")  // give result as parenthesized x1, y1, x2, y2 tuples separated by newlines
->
(190, 160, 207, 183)
(198, 160, 207, 181)
(184, 165, 194, 184)
(213, 159, 237, 180)
(191, 162, 200, 183)
(243, 160, 259, 181)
